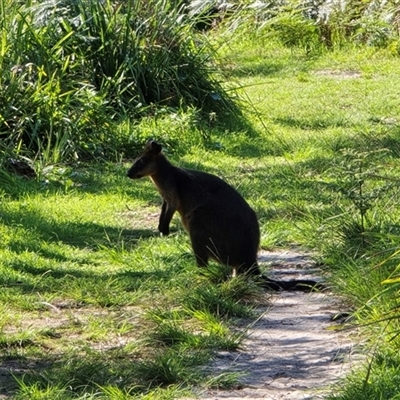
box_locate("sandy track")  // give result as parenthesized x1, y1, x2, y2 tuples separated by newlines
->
(197, 250, 361, 400)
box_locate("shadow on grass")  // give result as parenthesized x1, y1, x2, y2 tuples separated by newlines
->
(0, 205, 164, 296)
(224, 59, 289, 79)
(0, 161, 159, 204)
(1, 255, 192, 315)
(207, 134, 285, 159)
(363, 128, 400, 158)
(273, 115, 352, 130)
(0, 263, 207, 397)
(273, 116, 400, 157)
(0, 350, 145, 398)
(1, 203, 156, 251)
(1, 256, 188, 307)
(0, 339, 206, 398)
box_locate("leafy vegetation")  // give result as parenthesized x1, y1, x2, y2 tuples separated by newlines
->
(0, 0, 238, 162)
(2, 0, 400, 399)
(224, 0, 400, 51)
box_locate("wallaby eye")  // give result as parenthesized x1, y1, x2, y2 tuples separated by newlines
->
(138, 159, 146, 166)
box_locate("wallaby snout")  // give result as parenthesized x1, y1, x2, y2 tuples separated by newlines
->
(127, 141, 162, 180)
(126, 166, 141, 179)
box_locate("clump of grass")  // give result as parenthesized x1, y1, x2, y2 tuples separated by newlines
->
(184, 280, 254, 319)
(205, 371, 244, 390)
(1, 0, 240, 162)
(145, 307, 243, 352)
(136, 348, 208, 387)
(327, 349, 400, 400)
(14, 380, 73, 400)
(223, 0, 400, 51)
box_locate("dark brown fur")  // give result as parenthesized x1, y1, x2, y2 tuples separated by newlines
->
(127, 140, 322, 291)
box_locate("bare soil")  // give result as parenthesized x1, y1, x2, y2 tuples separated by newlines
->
(197, 250, 361, 400)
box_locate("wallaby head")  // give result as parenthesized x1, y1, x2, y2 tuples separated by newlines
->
(127, 140, 163, 179)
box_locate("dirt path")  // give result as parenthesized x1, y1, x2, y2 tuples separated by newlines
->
(197, 250, 361, 400)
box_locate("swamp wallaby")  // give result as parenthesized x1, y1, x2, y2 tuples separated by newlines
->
(127, 140, 321, 291)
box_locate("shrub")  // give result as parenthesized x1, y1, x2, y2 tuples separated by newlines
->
(0, 0, 237, 161)
(223, 0, 400, 50)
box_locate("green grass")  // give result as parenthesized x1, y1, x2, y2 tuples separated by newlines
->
(0, 0, 240, 162)
(0, 160, 263, 398)
(2, 36, 400, 399)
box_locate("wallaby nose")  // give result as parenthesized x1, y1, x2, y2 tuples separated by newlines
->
(127, 168, 137, 179)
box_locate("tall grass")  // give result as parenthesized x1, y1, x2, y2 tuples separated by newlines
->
(222, 0, 400, 52)
(3, 0, 400, 164)
(0, 0, 238, 162)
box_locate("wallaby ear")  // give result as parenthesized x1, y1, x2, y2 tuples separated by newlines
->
(149, 140, 162, 154)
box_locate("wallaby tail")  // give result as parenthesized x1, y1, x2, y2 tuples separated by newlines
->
(260, 276, 325, 292)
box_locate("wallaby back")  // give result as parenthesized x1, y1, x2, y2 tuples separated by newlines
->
(127, 140, 261, 275)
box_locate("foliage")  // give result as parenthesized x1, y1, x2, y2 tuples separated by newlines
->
(222, 0, 400, 51)
(328, 149, 395, 248)
(328, 349, 400, 400)
(0, 0, 238, 162)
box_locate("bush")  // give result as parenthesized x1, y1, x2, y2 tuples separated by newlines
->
(0, 0, 237, 161)
(223, 0, 400, 50)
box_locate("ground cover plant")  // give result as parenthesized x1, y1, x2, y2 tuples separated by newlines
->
(2, 0, 400, 399)
(0, 0, 239, 162)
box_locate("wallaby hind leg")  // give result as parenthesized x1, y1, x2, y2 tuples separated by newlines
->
(194, 252, 209, 268)
(192, 243, 209, 267)
(187, 228, 210, 268)
(236, 262, 261, 276)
